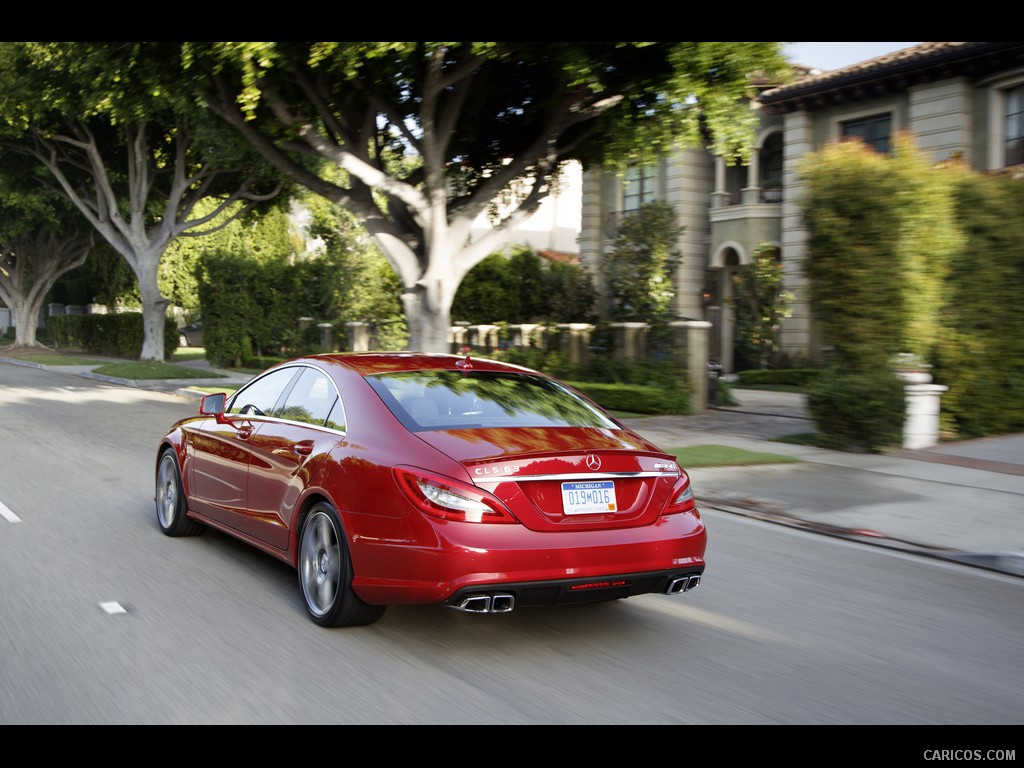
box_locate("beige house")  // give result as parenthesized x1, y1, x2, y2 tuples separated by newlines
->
(579, 41, 1024, 374)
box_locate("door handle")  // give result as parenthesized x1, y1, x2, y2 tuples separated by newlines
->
(294, 440, 314, 456)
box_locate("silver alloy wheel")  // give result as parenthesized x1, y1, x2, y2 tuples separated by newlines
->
(156, 452, 180, 530)
(299, 509, 341, 618)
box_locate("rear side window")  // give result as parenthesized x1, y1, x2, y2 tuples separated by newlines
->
(366, 370, 619, 432)
(277, 367, 344, 429)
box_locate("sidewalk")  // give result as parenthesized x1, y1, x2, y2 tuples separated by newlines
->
(622, 390, 1024, 578)
(4, 352, 1023, 577)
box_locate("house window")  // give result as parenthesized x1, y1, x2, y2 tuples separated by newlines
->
(1006, 84, 1024, 167)
(623, 164, 658, 212)
(842, 113, 891, 154)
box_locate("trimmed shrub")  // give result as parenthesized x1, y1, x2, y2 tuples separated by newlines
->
(49, 313, 178, 360)
(807, 367, 906, 453)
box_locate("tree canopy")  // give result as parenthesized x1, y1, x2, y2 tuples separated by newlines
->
(186, 42, 789, 351)
(0, 42, 285, 360)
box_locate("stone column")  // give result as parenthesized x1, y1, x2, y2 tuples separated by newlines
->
(449, 323, 469, 353)
(670, 320, 712, 411)
(345, 321, 369, 352)
(897, 371, 948, 450)
(317, 323, 334, 352)
(557, 323, 593, 366)
(610, 322, 649, 361)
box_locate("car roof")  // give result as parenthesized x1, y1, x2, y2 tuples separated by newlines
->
(294, 352, 540, 377)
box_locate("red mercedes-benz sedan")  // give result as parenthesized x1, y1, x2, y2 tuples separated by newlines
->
(155, 352, 706, 627)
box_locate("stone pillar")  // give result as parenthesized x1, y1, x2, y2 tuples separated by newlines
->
(670, 320, 712, 411)
(473, 324, 500, 352)
(897, 371, 948, 450)
(317, 322, 334, 352)
(449, 323, 469, 353)
(510, 323, 546, 350)
(557, 323, 593, 366)
(86, 303, 107, 315)
(345, 321, 369, 352)
(610, 322, 649, 361)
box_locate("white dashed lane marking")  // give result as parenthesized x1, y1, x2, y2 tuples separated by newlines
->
(2, 499, 128, 616)
(0, 499, 22, 523)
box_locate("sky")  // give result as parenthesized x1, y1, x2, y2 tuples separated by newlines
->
(784, 42, 924, 72)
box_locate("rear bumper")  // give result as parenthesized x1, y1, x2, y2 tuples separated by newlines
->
(444, 567, 704, 613)
(350, 512, 707, 607)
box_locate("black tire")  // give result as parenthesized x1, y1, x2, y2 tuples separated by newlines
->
(155, 449, 204, 537)
(298, 502, 385, 627)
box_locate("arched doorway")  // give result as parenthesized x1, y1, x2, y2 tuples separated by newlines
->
(706, 245, 744, 374)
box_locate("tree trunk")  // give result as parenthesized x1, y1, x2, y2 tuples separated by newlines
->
(12, 301, 41, 347)
(135, 257, 170, 361)
(402, 284, 452, 353)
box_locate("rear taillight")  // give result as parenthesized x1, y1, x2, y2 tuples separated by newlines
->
(393, 466, 518, 524)
(663, 473, 698, 516)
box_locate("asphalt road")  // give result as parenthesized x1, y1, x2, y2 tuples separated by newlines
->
(1, 362, 1022, 729)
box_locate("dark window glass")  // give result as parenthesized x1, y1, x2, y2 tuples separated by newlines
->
(842, 114, 891, 154)
(227, 367, 301, 417)
(276, 367, 342, 428)
(367, 370, 620, 432)
(1006, 84, 1024, 167)
(623, 165, 657, 212)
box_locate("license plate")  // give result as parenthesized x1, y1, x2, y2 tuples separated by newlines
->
(561, 480, 617, 515)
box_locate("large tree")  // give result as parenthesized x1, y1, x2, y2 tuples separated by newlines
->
(0, 168, 93, 347)
(188, 42, 788, 352)
(0, 42, 283, 361)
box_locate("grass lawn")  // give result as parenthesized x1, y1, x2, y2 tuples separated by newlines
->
(670, 444, 801, 467)
(92, 361, 225, 380)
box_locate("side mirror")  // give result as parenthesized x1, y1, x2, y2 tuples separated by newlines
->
(200, 392, 227, 418)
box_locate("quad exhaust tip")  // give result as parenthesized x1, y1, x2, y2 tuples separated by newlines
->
(665, 574, 701, 594)
(453, 593, 516, 614)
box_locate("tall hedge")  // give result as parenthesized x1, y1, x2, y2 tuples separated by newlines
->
(49, 312, 178, 360)
(801, 140, 908, 370)
(935, 169, 1024, 437)
(801, 134, 1024, 445)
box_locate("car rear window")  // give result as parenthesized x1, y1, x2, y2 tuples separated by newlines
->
(366, 370, 619, 431)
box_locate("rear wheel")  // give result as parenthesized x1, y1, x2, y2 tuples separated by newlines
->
(299, 502, 385, 627)
(155, 449, 204, 537)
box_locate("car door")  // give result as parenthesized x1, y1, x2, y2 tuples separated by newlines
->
(189, 367, 300, 531)
(242, 366, 344, 550)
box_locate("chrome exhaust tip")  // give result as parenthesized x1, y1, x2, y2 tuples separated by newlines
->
(665, 574, 701, 594)
(452, 593, 516, 614)
(490, 593, 515, 613)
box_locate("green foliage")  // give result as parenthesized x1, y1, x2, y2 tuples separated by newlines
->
(806, 366, 906, 453)
(566, 380, 693, 416)
(546, 259, 598, 324)
(182, 43, 788, 351)
(60, 242, 139, 308)
(671, 444, 800, 467)
(453, 245, 596, 324)
(934, 169, 1024, 437)
(602, 200, 682, 323)
(197, 252, 289, 367)
(452, 254, 513, 324)
(194, 197, 407, 367)
(48, 313, 179, 360)
(737, 368, 821, 387)
(731, 242, 792, 369)
(800, 140, 907, 370)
